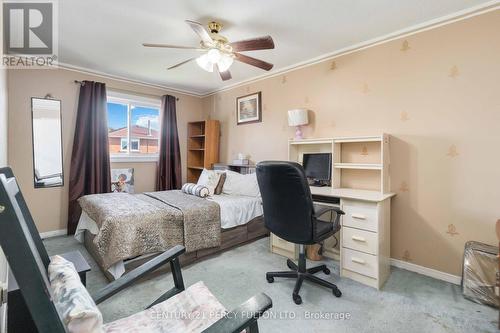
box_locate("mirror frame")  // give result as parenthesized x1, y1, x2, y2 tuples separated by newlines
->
(31, 97, 64, 189)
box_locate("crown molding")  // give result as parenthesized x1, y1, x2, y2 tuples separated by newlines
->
(57, 62, 204, 97)
(201, 1, 500, 97)
(56, 1, 500, 98)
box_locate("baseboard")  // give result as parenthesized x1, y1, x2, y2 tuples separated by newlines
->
(390, 258, 461, 285)
(39, 229, 67, 239)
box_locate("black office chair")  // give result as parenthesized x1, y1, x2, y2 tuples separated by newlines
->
(256, 161, 345, 305)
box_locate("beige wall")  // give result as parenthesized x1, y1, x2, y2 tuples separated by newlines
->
(0, 68, 7, 167)
(8, 68, 205, 233)
(202, 10, 500, 275)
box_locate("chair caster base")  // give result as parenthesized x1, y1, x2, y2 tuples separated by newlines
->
(266, 258, 342, 304)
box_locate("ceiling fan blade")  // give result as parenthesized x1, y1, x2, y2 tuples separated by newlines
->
(143, 43, 205, 51)
(234, 53, 273, 71)
(167, 57, 196, 70)
(185, 20, 213, 45)
(215, 64, 232, 81)
(230, 36, 275, 52)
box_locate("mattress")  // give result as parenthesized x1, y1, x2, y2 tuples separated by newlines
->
(75, 193, 263, 279)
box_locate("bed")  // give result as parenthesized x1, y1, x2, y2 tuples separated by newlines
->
(75, 170, 268, 280)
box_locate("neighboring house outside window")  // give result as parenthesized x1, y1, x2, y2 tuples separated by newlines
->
(111, 127, 157, 153)
(107, 91, 161, 162)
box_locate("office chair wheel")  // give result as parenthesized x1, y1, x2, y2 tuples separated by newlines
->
(332, 288, 342, 298)
(293, 294, 302, 305)
(266, 276, 274, 283)
(323, 267, 331, 275)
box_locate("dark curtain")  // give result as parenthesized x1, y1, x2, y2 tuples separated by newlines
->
(67, 81, 111, 235)
(157, 95, 182, 190)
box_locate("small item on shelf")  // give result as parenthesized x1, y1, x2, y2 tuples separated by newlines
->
(462, 241, 499, 308)
(233, 159, 250, 165)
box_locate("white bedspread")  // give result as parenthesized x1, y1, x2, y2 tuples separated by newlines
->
(75, 194, 263, 279)
(208, 194, 263, 229)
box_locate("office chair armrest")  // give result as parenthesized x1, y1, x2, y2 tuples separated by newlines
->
(202, 293, 273, 333)
(93, 245, 186, 305)
(313, 205, 345, 219)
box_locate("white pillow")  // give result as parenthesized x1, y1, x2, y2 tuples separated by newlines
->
(49, 255, 103, 333)
(222, 171, 260, 197)
(197, 169, 221, 196)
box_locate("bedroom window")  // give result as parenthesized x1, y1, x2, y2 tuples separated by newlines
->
(107, 92, 161, 162)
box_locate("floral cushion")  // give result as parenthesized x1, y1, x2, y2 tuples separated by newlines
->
(197, 169, 222, 196)
(48, 255, 104, 333)
(103, 281, 227, 333)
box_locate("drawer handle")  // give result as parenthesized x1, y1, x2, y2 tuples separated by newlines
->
(352, 236, 366, 242)
(351, 214, 366, 220)
(351, 257, 366, 265)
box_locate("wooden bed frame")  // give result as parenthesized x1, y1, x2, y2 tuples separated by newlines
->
(84, 216, 269, 280)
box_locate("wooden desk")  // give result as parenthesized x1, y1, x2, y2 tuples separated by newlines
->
(273, 134, 396, 289)
(8, 251, 91, 333)
(270, 187, 395, 289)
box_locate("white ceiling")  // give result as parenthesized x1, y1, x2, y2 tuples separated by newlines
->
(59, 0, 496, 95)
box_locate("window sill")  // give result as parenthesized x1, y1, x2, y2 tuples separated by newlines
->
(110, 154, 159, 163)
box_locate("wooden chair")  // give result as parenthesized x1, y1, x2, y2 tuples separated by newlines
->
(0, 167, 272, 333)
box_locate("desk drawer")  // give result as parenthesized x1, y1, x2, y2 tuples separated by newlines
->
(342, 227, 378, 255)
(342, 200, 378, 232)
(342, 248, 378, 278)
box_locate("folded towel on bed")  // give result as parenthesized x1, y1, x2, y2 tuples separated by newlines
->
(182, 183, 210, 198)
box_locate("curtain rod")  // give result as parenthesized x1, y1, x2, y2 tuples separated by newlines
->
(73, 80, 179, 101)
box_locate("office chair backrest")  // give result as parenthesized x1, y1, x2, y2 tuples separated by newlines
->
(0, 167, 66, 333)
(256, 161, 315, 244)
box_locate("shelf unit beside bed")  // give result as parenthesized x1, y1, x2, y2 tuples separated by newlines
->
(187, 120, 220, 183)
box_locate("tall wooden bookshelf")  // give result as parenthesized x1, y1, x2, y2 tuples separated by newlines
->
(187, 120, 220, 183)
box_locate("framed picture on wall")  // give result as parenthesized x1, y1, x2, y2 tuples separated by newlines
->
(111, 168, 135, 193)
(236, 92, 262, 125)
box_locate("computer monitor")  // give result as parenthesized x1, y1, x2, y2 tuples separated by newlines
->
(302, 153, 332, 183)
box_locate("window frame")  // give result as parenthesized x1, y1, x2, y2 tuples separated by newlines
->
(107, 91, 161, 163)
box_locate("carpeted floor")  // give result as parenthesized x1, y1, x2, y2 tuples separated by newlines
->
(44, 236, 497, 333)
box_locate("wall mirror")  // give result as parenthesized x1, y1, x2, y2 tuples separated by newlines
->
(31, 97, 64, 188)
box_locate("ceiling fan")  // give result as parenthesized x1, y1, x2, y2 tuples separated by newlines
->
(143, 20, 275, 81)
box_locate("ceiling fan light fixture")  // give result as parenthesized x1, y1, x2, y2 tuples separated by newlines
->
(207, 49, 222, 63)
(217, 54, 234, 72)
(196, 53, 214, 72)
(145, 19, 275, 80)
